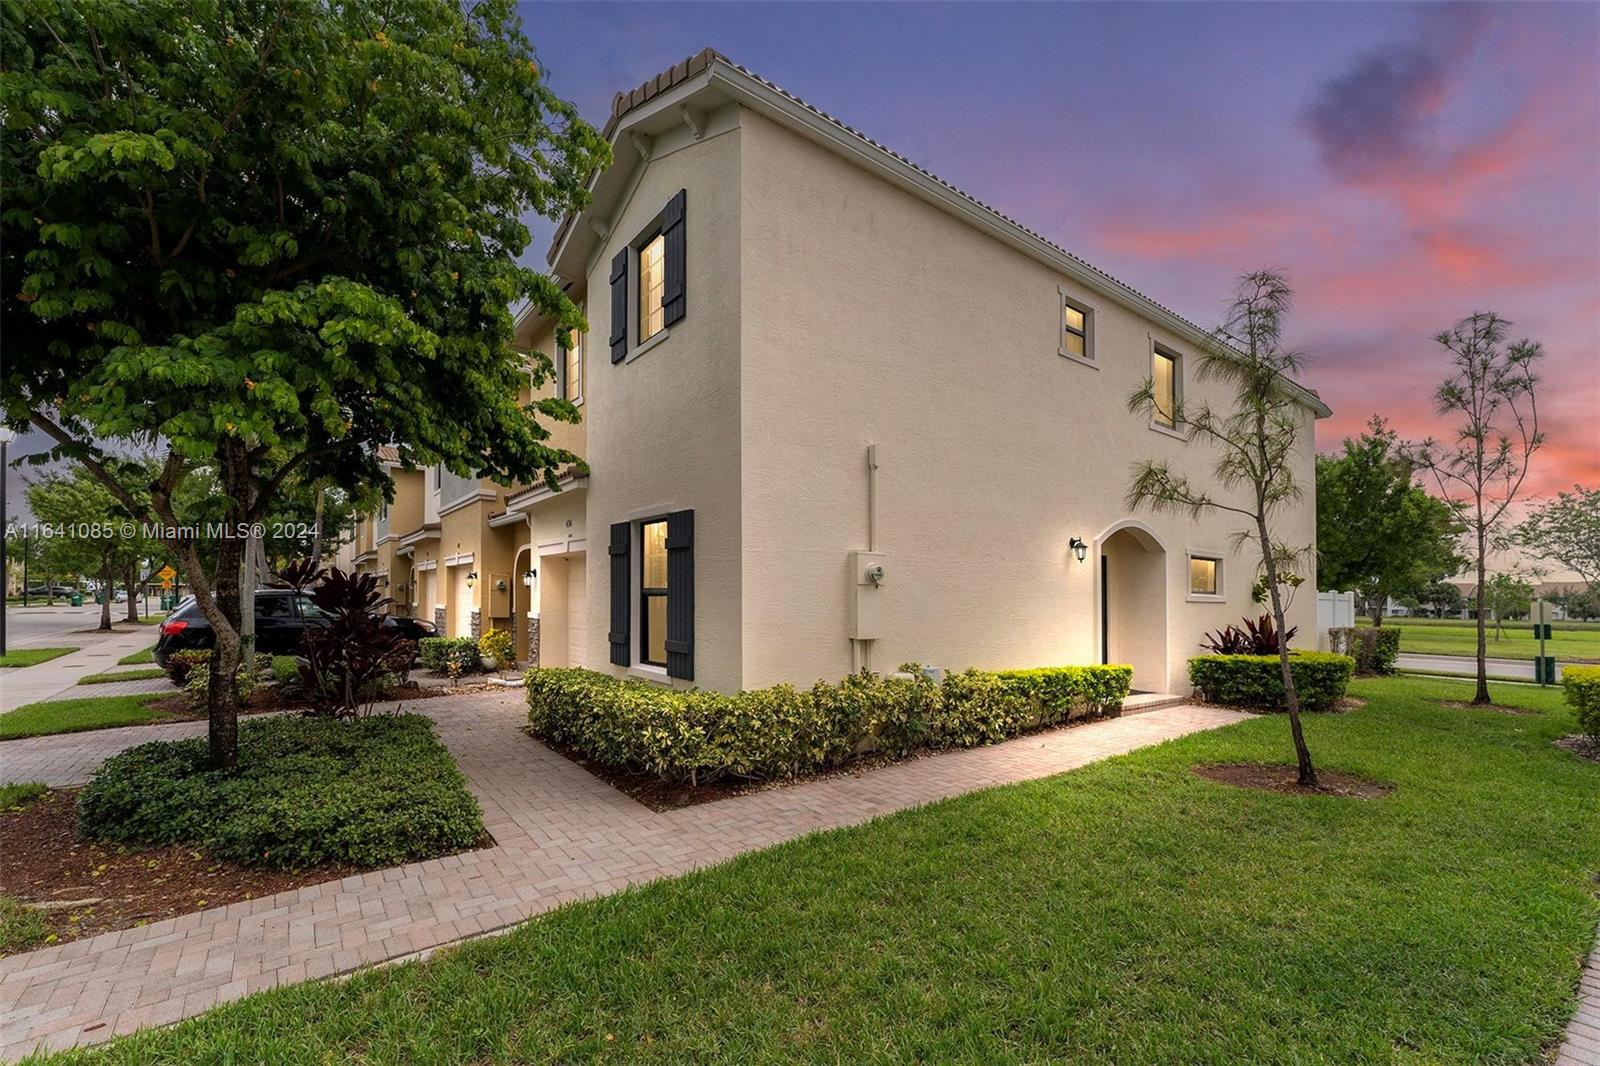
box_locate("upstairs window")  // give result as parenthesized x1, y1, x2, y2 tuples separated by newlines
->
(1059, 291, 1093, 362)
(1153, 348, 1179, 428)
(639, 233, 666, 343)
(560, 326, 584, 405)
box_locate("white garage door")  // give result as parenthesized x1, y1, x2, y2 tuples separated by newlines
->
(565, 555, 587, 668)
(453, 567, 473, 638)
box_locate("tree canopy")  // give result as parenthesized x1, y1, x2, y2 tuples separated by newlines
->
(1317, 416, 1463, 623)
(1, 0, 610, 766)
(1514, 485, 1600, 591)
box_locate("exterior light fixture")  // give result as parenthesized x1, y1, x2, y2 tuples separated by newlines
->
(465, 571, 478, 589)
(1069, 537, 1088, 563)
(522, 569, 536, 586)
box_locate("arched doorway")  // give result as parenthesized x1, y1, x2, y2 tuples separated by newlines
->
(1098, 521, 1168, 693)
(511, 545, 533, 665)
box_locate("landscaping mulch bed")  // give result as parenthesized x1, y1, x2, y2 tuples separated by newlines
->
(1555, 735, 1600, 764)
(1193, 762, 1393, 800)
(0, 790, 356, 952)
(1437, 699, 1537, 716)
(140, 679, 453, 722)
(533, 709, 1127, 812)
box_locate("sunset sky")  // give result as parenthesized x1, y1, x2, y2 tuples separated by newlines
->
(518, 0, 1600, 497)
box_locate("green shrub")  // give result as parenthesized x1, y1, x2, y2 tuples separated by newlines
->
(163, 648, 211, 685)
(419, 636, 481, 675)
(183, 653, 267, 709)
(525, 663, 1133, 785)
(478, 628, 516, 671)
(77, 714, 484, 869)
(1563, 665, 1600, 739)
(1327, 626, 1401, 675)
(271, 655, 301, 685)
(1188, 652, 1355, 712)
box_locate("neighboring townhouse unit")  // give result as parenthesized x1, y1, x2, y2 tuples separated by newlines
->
(365, 50, 1331, 696)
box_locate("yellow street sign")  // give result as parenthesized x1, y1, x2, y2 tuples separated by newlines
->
(156, 565, 177, 582)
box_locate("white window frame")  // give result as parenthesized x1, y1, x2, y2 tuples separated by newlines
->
(1057, 286, 1097, 369)
(1186, 550, 1225, 602)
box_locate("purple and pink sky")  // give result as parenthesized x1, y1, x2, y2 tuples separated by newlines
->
(518, 0, 1599, 496)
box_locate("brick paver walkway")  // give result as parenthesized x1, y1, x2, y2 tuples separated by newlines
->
(1560, 940, 1600, 1066)
(0, 691, 1245, 1059)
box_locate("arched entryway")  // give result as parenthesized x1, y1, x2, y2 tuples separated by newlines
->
(511, 545, 533, 664)
(1097, 520, 1168, 693)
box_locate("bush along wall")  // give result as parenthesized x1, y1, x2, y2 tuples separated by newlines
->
(1326, 626, 1401, 676)
(525, 663, 1134, 786)
(1187, 652, 1355, 712)
(1564, 665, 1600, 739)
(418, 636, 484, 675)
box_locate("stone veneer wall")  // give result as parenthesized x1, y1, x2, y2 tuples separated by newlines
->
(433, 606, 445, 634)
(527, 618, 539, 669)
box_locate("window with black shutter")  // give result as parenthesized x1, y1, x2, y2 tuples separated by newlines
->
(607, 522, 630, 666)
(661, 189, 686, 327)
(610, 190, 687, 363)
(664, 509, 694, 680)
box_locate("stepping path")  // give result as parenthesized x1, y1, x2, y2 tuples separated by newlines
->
(0, 691, 1245, 1059)
(1560, 941, 1600, 1066)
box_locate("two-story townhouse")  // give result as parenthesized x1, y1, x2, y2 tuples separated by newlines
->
(505, 49, 1330, 698)
(349, 446, 426, 615)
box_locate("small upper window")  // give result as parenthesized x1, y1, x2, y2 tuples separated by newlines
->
(639, 233, 666, 343)
(561, 326, 584, 405)
(1189, 556, 1219, 597)
(1153, 349, 1179, 428)
(1058, 289, 1094, 363)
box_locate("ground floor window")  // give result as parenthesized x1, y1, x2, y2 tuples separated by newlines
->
(639, 518, 669, 666)
(1188, 554, 1221, 597)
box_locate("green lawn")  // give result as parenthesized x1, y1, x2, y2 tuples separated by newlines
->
(0, 647, 76, 669)
(51, 677, 1600, 1064)
(0, 694, 168, 741)
(116, 645, 156, 665)
(1359, 618, 1600, 662)
(0, 781, 46, 811)
(76, 668, 168, 685)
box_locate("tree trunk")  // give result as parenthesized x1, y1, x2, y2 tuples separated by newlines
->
(98, 561, 113, 631)
(1368, 599, 1383, 627)
(309, 484, 326, 571)
(1473, 526, 1490, 705)
(1259, 518, 1316, 787)
(206, 531, 245, 771)
(125, 563, 140, 622)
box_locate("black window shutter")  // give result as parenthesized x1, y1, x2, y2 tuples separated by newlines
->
(664, 509, 694, 680)
(662, 189, 686, 327)
(607, 521, 630, 666)
(609, 248, 628, 363)
(554, 329, 567, 400)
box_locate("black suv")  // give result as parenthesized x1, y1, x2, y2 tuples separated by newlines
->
(153, 590, 435, 669)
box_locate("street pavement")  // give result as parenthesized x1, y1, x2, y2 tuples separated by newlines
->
(1395, 652, 1569, 682)
(1, 604, 173, 713)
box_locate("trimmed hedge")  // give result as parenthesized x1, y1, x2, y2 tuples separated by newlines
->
(1564, 665, 1600, 739)
(1188, 652, 1355, 712)
(418, 636, 483, 675)
(525, 664, 1133, 785)
(77, 714, 484, 869)
(1327, 626, 1401, 676)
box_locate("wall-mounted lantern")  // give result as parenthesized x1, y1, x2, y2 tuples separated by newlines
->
(522, 569, 536, 587)
(1069, 537, 1088, 563)
(465, 571, 478, 589)
(494, 578, 507, 593)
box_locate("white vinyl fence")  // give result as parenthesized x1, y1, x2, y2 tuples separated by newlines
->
(1316, 590, 1356, 650)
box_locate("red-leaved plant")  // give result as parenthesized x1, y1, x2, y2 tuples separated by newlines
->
(297, 568, 413, 717)
(1201, 614, 1300, 655)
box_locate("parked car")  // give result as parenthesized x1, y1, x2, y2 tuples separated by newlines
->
(24, 584, 77, 598)
(154, 590, 435, 669)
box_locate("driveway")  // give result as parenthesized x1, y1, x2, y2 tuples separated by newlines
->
(0, 689, 1246, 1058)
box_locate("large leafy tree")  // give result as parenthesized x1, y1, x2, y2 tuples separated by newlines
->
(1126, 270, 1320, 787)
(2, 0, 609, 767)
(1317, 416, 1463, 625)
(1514, 486, 1600, 592)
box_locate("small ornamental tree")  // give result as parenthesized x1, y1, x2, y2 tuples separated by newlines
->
(1, 0, 609, 768)
(1126, 270, 1320, 786)
(1482, 572, 1536, 640)
(1409, 313, 1543, 706)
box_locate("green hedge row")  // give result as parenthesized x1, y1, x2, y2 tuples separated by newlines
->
(1188, 652, 1355, 712)
(1327, 626, 1401, 676)
(1564, 665, 1600, 739)
(526, 664, 1134, 785)
(418, 636, 484, 675)
(78, 714, 484, 869)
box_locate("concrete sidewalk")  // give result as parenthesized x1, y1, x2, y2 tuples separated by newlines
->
(0, 690, 1245, 1058)
(1, 620, 167, 714)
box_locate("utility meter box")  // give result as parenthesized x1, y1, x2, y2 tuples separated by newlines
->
(849, 551, 886, 640)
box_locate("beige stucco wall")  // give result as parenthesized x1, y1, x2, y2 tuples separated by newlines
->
(580, 106, 746, 692)
(735, 107, 1318, 692)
